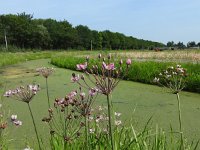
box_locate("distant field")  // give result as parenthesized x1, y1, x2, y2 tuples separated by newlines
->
(48, 49, 200, 63)
(115, 50, 200, 63)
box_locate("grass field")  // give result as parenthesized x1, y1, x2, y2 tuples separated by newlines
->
(1, 58, 200, 149)
(49, 49, 200, 63)
(115, 49, 200, 63)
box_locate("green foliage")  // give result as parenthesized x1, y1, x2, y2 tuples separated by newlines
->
(0, 51, 54, 67)
(51, 56, 200, 93)
(49, 121, 198, 150)
(0, 13, 164, 50)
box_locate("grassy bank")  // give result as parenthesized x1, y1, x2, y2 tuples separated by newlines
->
(0, 51, 56, 67)
(51, 55, 200, 93)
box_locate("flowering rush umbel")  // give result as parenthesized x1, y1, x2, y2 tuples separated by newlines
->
(36, 67, 54, 78)
(37, 67, 54, 108)
(73, 54, 132, 95)
(73, 54, 131, 150)
(53, 88, 98, 117)
(4, 84, 40, 103)
(153, 65, 187, 93)
(43, 87, 98, 148)
(4, 84, 41, 149)
(154, 65, 188, 148)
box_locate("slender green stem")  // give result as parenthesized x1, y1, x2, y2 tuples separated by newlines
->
(176, 93, 183, 149)
(64, 108, 67, 150)
(107, 94, 114, 150)
(46, 78, 50, 108)
(45, 77, 54, 149)
(85, 116, 89, 150)
(27, 103, 42, 150)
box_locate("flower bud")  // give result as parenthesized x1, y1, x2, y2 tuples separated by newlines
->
(55, 98, 59, 102)
(119, 59, 123, 65)
(77, 132, 81, 137)
(64, 136, 71, 142)
(126, 59, 132, 65)
(86, 56, 89, 61)
(80, 92, 86, 99)
(48, 108, 53, 113)
(11, 115, 17, 121)
(13, 120, 22, 126)
(50, 130, 55, 135)
(108, 53, 111, 59)
(80, 122, 85, 127)
(0, 122, 7, 129)
(98, 54, 102, 59)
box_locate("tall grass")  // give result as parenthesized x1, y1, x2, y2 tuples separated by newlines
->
(0, 51, 55, 67)
(51, 55, 200, 93)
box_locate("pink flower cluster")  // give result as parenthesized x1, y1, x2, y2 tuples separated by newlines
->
(126, 59, 131, 65)
(54, 91, 78, 108)
(71, 73, 80, 82)
(76, 63, 87, 70)
(102, 62, 115, 70)
(54, 88, 98, 109)
(4, 84, 40, 103)
(74, 54, 132, 96)
(154, 64, 187, 83)
(154, 64, 187, 93)
(36, 67, 54, 78)
(89, 88, 98, 96)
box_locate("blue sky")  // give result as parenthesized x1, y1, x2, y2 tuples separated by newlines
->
(0, 0, 200, 44)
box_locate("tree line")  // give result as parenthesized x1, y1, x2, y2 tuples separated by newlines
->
(167, 41, 200, 49)
(0, 13, 164, 50)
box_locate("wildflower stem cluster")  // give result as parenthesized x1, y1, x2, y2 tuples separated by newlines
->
(4, 84, 41, 150)
(75, 54, 131, 149)
(154, 64, 187, 148)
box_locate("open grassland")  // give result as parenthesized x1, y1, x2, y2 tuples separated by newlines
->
(48, 49, 200, 63)
(0, 51, 57, 67)
(0, 59, 200, 149)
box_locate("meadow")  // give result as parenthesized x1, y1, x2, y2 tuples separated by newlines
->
(0, 50, 200, 149)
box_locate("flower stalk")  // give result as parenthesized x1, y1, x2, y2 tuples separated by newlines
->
(46, 78, 50, 108)
(27, 103, 42, 150)
(107, 94, 114, 150)
(176, 93, 183, 148)
(154, 65, 187, 149)
(36, 67, 54, 108)
(84, 116, 89, 150)
(4, 84, 41, 149)
(74, 54, 131, 150)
